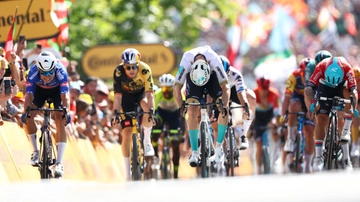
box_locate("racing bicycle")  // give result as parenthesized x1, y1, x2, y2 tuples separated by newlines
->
(24, 98, 67, 179)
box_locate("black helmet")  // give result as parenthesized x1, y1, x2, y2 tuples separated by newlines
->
(314, 50, 332, 65)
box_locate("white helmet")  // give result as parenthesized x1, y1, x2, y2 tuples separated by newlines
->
(190, 60, 210, 86)
(159, 74, 175, 87)
(36, 51, 57, 72)
(121, 48, 141, 64)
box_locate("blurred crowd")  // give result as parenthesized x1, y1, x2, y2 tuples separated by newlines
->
(0, 41, 120, 147)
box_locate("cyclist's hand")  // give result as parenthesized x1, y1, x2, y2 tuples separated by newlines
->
(279, 115, 287, 125)
(62, 108, 71, 126)
(21, 113, 27, 124)
(179, 101, 187, 117)
(309, 100, 317, 113)
(354, 109, 359, 118)
(111, 111, 121, 127)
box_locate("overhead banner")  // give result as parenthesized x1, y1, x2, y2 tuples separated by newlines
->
(0, 0, 59, 43)
(81, 44, 176, 78)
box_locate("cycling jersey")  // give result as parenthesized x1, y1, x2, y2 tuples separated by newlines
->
(353, 66, 360, 98)
(113, 61, 154, 94)
(25, 63, 69, 94)
(285, 69, 305, 97)
(254, 86, 280, 114)
(227, 66, 246, 93)
(308, 57, 356, 91)
(154, 89, 178, 112)
(175, 46, 228, 87)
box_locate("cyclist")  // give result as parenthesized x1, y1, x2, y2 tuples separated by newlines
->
(173, 45, 230, 167)
(22, 51, 71, 177)
(111, 48, 156, 181)
(350, 63, 360, 158)
(252, 76, 280, 174)
(217, 55, 256, 150)
(281, 58, 316, 173)
(152, 73, 183, 178)
(305, 56, 358, 171)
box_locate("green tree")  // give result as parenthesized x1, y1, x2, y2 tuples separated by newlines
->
(69, 0, 239, 77)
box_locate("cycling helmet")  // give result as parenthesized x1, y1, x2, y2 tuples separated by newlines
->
(36, 51, 57, 73)
(122, 48, 141, 64)
(159, 74, 175, 87)
(324, 57, 344, 85)
(315, 50, 332, 65)
(219, 55, 230, 72)
(299, 57, 312, 72)
(190, 59, 211, 86)
(256, 75, 271, 89)
(304, 59, 316, 83)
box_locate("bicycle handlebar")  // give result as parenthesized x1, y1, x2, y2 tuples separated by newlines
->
(25, 106, 67, 118)
(319, 96, 351, 103)
(115, 109, 156, 123)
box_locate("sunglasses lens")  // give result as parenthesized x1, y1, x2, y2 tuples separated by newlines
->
(125, 65, 138, 70)
(41, 71, 54, 76)
(162, 87, 173, 92)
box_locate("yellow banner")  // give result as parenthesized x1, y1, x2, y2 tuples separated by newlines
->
(0, 0, 59, 43)
(81, 44, 176, 78)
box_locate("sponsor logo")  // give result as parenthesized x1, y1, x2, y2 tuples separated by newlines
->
(142, 69, 149, 75)
(177, 66, 185, 80)
(25, 82, 33, 87)
(60, 82, 68, 87)
(115, 68, 121, 77)
(124, 120, 131, 126)
(216, 66, 225, 79)
(147, 76, 152, 82)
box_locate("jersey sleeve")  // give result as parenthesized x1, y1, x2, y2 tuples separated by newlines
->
(231, 67, 246, 93)
(113, 66, 123, 94)
(308, 62, 325, 88)
(25, 65, 39, 94)
(211, 54, 228, 86)
(175, 52, 191, 86)
(141, 62, 154, 92)
(154, 89, 162, 110)
(341, 58, 357, 90)
(56, 65, 69, 94)
(284, 73, 296, 96)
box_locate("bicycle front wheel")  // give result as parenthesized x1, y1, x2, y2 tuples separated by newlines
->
(200, 121, 207, 178)
(294, 132, 301, 173)
(132, 133, 141, 181)
(325, 115, 336, 170)
(40, 130, 51, 179)
(228, 127, 235, 176)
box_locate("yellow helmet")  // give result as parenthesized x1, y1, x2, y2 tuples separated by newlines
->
(108, 90, 114, 102)
(78, 93, 93, 105)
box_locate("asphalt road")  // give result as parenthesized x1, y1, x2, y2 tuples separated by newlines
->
(1, 169, 359, 202)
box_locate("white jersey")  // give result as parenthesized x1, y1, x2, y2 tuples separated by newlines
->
(175, 46, 228, 86)
(227, 66, 246, 93)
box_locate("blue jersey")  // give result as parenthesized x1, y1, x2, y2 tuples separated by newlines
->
(26, 63, 69, 94)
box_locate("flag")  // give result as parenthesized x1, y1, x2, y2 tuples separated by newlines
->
(4, 8, 18, 61)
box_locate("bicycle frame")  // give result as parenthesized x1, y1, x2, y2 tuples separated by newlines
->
(185, 101, 219, 178)
(25, 100, 65, 179)
(225, 102, 244, 176)
(320, 96, 351, 170)
(286, 111, 306, 173)
(118, 106, 154, 181)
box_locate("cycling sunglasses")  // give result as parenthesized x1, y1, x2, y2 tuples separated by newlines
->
(162, 86, 173, 93)
(125, 64, 138, 71)
(40, 70, 55, 76)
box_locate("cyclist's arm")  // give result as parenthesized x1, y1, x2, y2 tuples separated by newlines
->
(304, 86, 315, 111)
(350, 88, 358, 109)
(173, 83, 183, 108)
(113, 66, 124, 113)
(141, 62, 155, 110)
(58, 67, 70, 109)
(282, 74, 296, 115)
(221, 82, 230, 108)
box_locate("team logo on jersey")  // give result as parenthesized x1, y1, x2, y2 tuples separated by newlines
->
(177, 66, 185, 80)
(216, 66, 225, 79)
(60, 82, 68, 87)
(124, 120, 131, 126)
(25, 82, 33, 87)
(142, 69, 149, 75)
(147, 76, 152, 82)
(116, 68, 121, 77)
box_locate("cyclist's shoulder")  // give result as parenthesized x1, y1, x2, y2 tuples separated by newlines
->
(269, 87, 280, 96)
(139, 61, 151, 70)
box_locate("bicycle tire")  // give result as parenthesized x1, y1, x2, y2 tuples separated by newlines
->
(40, 130, 51, 179)
(262, 147, 271, 174)
(325, 115, 336, 170)
(161, 138, 170, 179)
(294, 132, 301, 173)
(132, 133, 140, 181)
(200, 122, 207, 178)
(228, 127, 235, 176)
